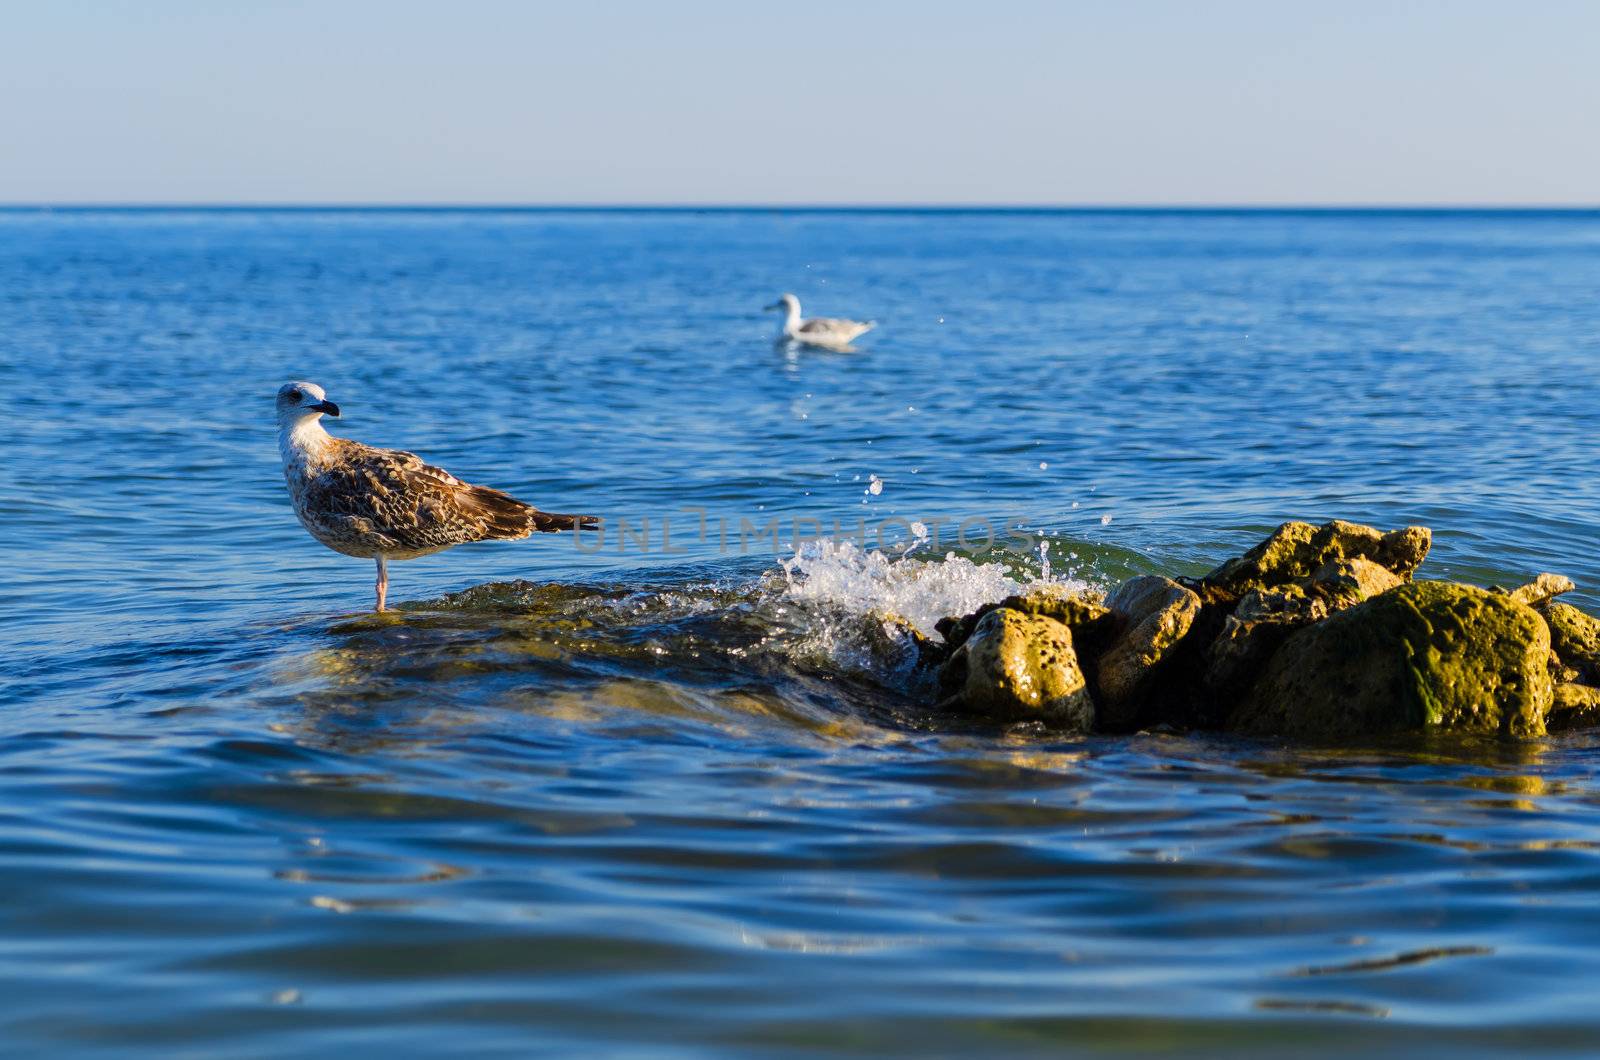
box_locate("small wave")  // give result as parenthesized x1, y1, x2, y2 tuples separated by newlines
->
(751, 539, 1094, 691)
(303, 543, 1102, 736)
(773, 538, 1091, 638)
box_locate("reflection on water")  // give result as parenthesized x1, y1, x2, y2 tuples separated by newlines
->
(6, 208, 1600, 1055)
(10, 571, 1600, 1055)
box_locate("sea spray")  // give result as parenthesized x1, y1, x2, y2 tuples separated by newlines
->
(759, 538, 1094, 690)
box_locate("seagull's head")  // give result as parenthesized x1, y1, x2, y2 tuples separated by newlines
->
(764, 293, 799, 312)
(275, 381, 341, 429)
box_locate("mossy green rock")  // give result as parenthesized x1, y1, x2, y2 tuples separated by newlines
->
(1204, 520, 1430, 598)
(1508, 573, 1575, 608)
(1203, 587, 1329, 703)
(1002, 586, 1114, 639)
(935, 586, 1112, 656)
(1540, 601, 1600, 683)
(938, 609, 1094, 730)
(1231, 581, 1551, 739)
(1312, 557, 1405, 609)
(1550, 683, 1600, 733)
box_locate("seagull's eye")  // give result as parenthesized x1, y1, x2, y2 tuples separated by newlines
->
(286, 388, 302, 402)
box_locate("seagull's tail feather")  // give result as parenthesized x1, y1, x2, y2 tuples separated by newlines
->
(528, 509, 601, 534)
(460, 483, 599, 540)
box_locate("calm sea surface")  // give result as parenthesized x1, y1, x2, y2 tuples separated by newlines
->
(4, 208, 1600, 1057)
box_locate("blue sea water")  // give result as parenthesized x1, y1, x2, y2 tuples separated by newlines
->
(4, 207, 1600, 1057)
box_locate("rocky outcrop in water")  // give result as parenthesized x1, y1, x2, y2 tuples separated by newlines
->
(1229, 581, 1551, 739)
(926, 519, 1600, 740)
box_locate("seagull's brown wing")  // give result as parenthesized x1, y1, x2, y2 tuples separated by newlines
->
(304, 440, 598, 553)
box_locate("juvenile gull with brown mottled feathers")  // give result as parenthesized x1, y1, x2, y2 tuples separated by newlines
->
(275, 381, 597, 611)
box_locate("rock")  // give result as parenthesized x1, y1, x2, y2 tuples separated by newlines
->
(1095, 576, 1201, 728)
(863, 610, 945, 671)
(1550, 683, 1600, 733)
(1507, 573, 1576, 608)
(1204, 520, 1431, 598)
(1231, 581, 1551, 739)
(1538, 601, 1600, 684)
(1005, 585, 1114, 634)
(1233, 586, 1330, 626)
(1202, 587, 1330, 705)
(936, 585, 1113, 656)
(1196, 531, 1414, 710)
(1312, 557, 1404, 609)
(937, 609, 1094, 729)
(1374, 526, 1432, 579)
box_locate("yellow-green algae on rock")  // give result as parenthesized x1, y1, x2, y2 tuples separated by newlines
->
(1550, 683, 1600, 732)
(1540, 601, 1600, 683)
(1203, 520, 1430, 599)
(1232, 581, 1552, 739)
(926, 520, 1600, 740)
(935, 584, 1113, 658)
(938, 608, 1095, 730)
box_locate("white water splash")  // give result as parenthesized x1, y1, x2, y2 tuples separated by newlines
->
(774, 538, 1091, 639)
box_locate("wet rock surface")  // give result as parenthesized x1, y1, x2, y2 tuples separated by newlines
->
(1094, 576, 1201, 729)
(937, 608, 1094, 730)
(1550, 682, 1600, 733)
(1539, 601, 1600, 683)
(1231, 582, 1552, 740)
(929, 519, 1600, 740)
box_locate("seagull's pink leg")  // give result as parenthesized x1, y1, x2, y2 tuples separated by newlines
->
(374, 556, 389, 612)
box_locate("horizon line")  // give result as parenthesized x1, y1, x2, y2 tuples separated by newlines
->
(4, 201, 1600, 213)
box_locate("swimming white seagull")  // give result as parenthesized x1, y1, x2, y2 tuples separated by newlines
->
(764, 293, 876, 350)
(275, 381, 598, 612)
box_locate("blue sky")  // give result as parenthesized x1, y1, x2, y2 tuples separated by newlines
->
(3, 1, 1595, 204)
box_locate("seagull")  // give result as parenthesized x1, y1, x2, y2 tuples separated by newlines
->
(275, 381, 598, 612)
(764, 293, 875, 350)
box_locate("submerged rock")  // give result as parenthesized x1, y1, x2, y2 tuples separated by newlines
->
(937, 608, 1094, 730)
(1232, 581, 1552, 739)
(1095, 576, 1201, 729)
(862, 610, 945, 671)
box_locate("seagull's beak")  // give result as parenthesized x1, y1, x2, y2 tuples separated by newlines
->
(763, 302, 782, 311)
(311, 400, 340, 417)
